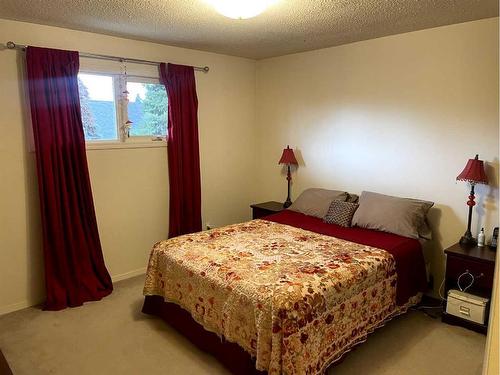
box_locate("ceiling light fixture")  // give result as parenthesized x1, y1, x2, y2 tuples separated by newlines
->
(205, 0, 278, 19)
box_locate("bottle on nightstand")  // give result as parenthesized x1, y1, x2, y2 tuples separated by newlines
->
(478, 228, 485, 247)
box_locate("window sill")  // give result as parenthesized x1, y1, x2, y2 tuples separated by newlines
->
(85, 141, 166, 150)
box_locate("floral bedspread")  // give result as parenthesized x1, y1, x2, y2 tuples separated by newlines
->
(143, 219, 419, 374)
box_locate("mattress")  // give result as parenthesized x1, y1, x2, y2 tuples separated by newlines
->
(143, 211, 427, 374)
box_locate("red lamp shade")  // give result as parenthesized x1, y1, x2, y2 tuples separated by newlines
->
(278, 145, 298, 165)
(456, 154, 488, 185)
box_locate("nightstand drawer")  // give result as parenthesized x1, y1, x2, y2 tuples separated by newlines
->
(446, 256, 494, 291)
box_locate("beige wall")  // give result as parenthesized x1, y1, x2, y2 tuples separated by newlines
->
(255, 18, 499, 296)
(0, 19, 257, 314)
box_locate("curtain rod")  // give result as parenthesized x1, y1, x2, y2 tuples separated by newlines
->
(5, 41, 210, 73)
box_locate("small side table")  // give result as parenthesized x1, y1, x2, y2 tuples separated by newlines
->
(442, 242, 496, 333)
(250, 201, 285, 220)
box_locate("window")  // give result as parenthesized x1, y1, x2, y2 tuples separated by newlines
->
(127, 78, 168, 138)
(77, 71, 168, 146)
(78, 73, 119, 141)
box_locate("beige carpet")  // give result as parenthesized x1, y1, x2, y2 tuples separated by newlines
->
(0, 276, 486, 375)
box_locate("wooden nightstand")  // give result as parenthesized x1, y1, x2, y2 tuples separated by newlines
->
(442, 243, 496, 333)
(250, 201, 285, 219)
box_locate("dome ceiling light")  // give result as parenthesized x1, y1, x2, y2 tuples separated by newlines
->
(204, 0, 278, 19)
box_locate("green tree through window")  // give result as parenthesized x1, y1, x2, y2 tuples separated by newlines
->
(127, 82, 168, 137)
(142, 83, 168, 136)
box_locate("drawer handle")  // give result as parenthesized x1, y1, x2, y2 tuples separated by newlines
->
(459, 306, 470, 316)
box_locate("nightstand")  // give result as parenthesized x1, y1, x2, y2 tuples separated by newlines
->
(442, 243, 496, 333)
(250, 201, 285, 219)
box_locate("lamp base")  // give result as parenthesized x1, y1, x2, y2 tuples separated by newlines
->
(283, 199, 292, 208)
(459, 232, 477, 247)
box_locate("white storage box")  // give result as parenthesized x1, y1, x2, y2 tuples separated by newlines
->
(446, 289, 489, 325)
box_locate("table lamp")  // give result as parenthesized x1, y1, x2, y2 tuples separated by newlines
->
(278, 145, 298, 208)
(456, 154, 488, 246)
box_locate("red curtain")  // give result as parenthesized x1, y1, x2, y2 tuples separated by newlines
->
(26, 47, 113, 310)
(159, 63, 202, 238)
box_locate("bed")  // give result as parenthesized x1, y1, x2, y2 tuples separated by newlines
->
(142, 209, 427, 374)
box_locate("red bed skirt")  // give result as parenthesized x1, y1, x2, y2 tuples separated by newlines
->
(142, 295, 265, 375)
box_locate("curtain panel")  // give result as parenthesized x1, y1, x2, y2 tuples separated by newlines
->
(26, 46, 113, 310)
(159, 63, 202, 238)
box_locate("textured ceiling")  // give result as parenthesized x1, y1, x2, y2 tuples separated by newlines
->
(0, 0, 497, 59)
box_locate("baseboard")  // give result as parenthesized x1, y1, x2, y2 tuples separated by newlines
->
(0, 268, 147, 316)
(0, 299, 42, 317)
(111, 267, 147, 282)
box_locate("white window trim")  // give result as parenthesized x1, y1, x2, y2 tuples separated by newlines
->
(85, 141, 166, 150)
(79, 71, 168, 150)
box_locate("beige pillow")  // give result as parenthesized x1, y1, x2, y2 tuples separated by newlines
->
(289, 188, 349, 218)
(351, 191, 434, 239)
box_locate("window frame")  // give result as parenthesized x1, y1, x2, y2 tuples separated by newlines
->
(78, 70, 167, 150)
